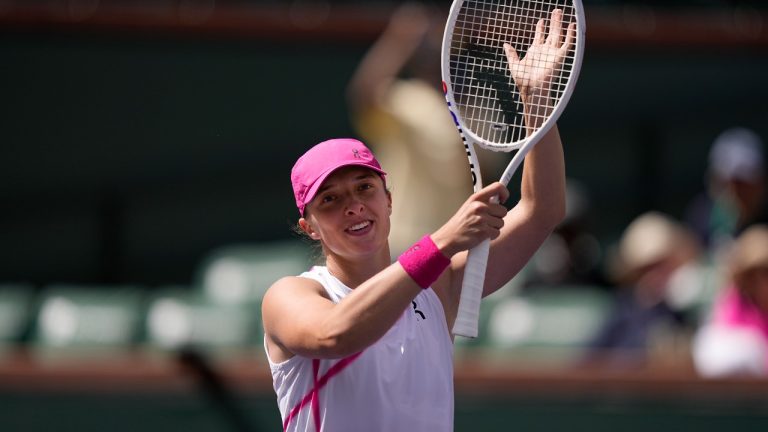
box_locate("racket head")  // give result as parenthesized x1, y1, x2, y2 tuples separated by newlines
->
(441, 0, 586, 153)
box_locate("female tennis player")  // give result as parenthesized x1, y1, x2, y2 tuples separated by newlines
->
(262, 10, 568, 432)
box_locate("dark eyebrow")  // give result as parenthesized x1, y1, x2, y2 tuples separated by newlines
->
(317, 171, 376, 195)
(355, 172, 376, 181)
(316, 182, 335, 195)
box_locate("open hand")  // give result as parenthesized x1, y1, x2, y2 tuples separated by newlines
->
(503, 9, 576, 98)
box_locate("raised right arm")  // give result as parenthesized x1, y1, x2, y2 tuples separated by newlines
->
(262, 266, 422, 362)
(346, 3, 432, 113)
(263, 184, 509, 362)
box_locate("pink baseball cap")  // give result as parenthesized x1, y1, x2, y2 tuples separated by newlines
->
(291, 138, 386, 215)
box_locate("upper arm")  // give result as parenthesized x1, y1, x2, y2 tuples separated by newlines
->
(262, 276, 337, 361)
(483, 201, 557, 296)
(483, 126, 565, 296)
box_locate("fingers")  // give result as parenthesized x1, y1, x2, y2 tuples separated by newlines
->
(471, 183, 508, 241)
(387, 2, 431, 41)
(391, 2, 428, 27)
(432, 190, 507, 256)
(545, 9, 563, 47)
(503, 43, 519, 65)
(465, 202, 505, 241)
(561, 22, 576, 52)
(503, 43, 521, 78)
(533, 18, 546, 46)
(481, 203, 506, 239)
(494, 182, 511, 204)
(475, 182, 510, 205)
(434, 183, 511, 256)
(522, 9, 573, 50)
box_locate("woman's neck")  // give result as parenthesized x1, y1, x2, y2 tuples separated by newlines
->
(324, 246, 392, 289)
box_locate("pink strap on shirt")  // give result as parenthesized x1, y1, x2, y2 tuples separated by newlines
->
(283, 352, 364, 431)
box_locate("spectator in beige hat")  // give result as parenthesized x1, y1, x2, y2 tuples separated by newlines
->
(583, 212, 700, 368)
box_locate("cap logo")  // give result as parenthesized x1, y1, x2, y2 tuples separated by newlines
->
(352, 149, 361, 159)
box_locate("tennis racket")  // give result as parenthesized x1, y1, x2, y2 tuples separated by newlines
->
(442, 1, 585, 338)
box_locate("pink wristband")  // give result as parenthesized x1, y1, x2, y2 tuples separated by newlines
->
(398, 235, 450, 289)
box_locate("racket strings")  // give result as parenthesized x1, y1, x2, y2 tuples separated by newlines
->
(449, 0, 577, 147)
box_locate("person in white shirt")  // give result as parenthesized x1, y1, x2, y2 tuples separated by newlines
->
(262, 9, 570, 431)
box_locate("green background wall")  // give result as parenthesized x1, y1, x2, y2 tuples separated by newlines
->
(2, 23, 767, 286)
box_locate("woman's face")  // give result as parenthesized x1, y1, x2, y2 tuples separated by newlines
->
(299, 166, 391, 259)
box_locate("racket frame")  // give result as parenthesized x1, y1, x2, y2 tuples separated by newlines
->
(441, 0, 586, 338)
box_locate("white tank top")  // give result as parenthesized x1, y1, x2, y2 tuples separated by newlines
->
(265, 266, 454, 432)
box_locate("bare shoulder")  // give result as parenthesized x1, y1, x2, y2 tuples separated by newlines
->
(263, 275, 329, 308)
(262, 275, 334, 331)
(262, 275, 333, 362)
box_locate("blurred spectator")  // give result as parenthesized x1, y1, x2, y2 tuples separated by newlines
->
(685, 127, 768, 259)
(346, 2, 505, 256)
(693, 225, 768, 378)
(583, 212, 701, 369)
(524, 179, 608, 290)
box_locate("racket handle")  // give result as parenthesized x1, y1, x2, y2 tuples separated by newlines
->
(452, 238, 490, 338)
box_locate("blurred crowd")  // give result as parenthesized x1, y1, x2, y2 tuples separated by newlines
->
(574, 125, 768, 376)
(346, 3, 768, 378)
(495, 126, 767, 377)
(1, 1, 767, 382)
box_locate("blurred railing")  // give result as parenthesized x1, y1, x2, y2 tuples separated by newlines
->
(1, 2, 767, 47)
(1, 348, 767, 431)
(2, 348, 767, 397)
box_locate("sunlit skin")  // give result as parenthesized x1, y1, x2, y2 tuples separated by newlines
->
(504, 8, 576, 98)
(262, 9, 569, 364)
(299, 167, 393, 283)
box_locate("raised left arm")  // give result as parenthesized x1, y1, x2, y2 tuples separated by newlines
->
(431, 9, 572, 325)
(480, 10, 572, 297)
(482, 125, 565, 297)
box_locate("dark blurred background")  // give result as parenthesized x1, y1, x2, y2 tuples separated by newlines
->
(1, 1, 768, 431)
(2, 0, 766, 286)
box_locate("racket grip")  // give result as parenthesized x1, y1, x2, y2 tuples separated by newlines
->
(452, 238, 490, 338)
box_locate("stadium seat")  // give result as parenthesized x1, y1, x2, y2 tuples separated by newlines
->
(486, 285, 612, 363)
(145, 287, 260, 354)
(196, 239, 312, 306)
(0, 284, 36, 354)
(452, 275, 527, 352)
(31, 284, 145, 359)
